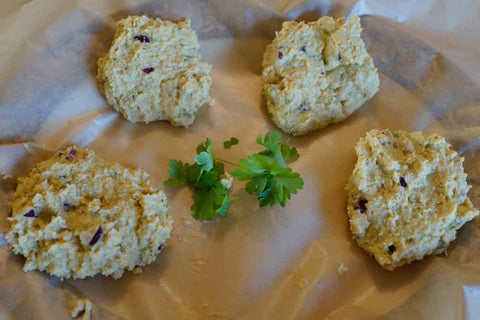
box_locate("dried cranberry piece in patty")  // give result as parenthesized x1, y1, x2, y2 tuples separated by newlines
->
(23, 209, 36, 217)
(89, 226, 103, 246)
(134, 35, 150, 43)
(354, 199, 368, 213)
(142, 67, 155, 74)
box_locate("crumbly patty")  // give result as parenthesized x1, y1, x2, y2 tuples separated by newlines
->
(97, 16, 213, 126)
(345, 129, 479, 270)
(262, 15, 379, 136)
(6, 146, 172, 279)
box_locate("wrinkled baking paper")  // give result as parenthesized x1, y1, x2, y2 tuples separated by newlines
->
(1, 0, 479, 319)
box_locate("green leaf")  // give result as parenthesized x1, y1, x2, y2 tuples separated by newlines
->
(212, 161, 225, 176)
(191, 182, 231, 220)
(281, 144, 299, 162)
(232, 154, 303, 207)
(198, 170, 219, 186)
(270, 172, 304, 207)
(186, 164, 202, 184)
(194, 151, 213, 173)
(253, 172, 304, 207)
(256, 131, 300, 166)
(164, 159, 188, 186)
(257, 131, 285, 166)
(232, 154, 289, 180)
(166, 132, 302, 217)
(223, 137, 239, 149)
(166, 138, 233, 220)
(258, 187, 274, 207)
(244, 174, 269, 195)
(253, 175, 269, 194)
(191, 186, 217, 220)
(196, 138, 213, 154)
(194, 139, 214, 174)
(215, 186, 231, 217)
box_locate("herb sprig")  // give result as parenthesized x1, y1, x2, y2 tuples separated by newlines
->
(231, 132, 303, 207)
(165, 132, 304, 220)
(164, 139, 231, 220)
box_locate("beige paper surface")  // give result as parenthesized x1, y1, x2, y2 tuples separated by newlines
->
(1, 1, 480, 319)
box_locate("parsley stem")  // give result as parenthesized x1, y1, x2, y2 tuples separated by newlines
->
(216, 157, 241, 168)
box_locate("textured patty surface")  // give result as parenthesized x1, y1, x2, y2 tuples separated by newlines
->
(262, 15, 379, 135)
(346, 129, 479, 270)
(97, 16, 213, 126)
(6, 146, 172, 279)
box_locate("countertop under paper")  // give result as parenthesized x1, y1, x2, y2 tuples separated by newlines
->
(1, 0, 480, 319)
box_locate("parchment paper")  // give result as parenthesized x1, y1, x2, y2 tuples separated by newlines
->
(1, 1, 480, 319)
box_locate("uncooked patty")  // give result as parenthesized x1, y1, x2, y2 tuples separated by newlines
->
(97, 16, 213, 126)
(262, 15, 379, 136)
(345, 129, 479, 270)
(6, 146, 172, 279)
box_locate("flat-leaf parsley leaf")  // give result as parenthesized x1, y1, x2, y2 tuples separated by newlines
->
(232, 131, 303, 207)
(165, 132, 303, 220)
(165, 139, 231, 220)
(223, 137, 239, 149)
